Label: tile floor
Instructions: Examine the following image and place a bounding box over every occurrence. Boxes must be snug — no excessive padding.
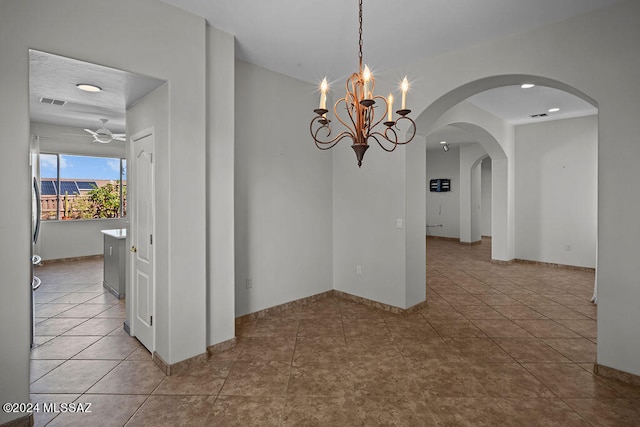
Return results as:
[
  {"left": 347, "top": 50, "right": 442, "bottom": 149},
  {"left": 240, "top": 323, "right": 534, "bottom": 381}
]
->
[{"left": 29, "top": 239, "right": 640, "bottom": 426}]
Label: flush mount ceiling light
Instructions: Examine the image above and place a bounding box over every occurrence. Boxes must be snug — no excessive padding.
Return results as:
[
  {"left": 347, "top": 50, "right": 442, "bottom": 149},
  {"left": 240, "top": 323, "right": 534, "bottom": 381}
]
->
[
  {"left": 520, "top": 83, "right": 535, "bottom": 89},
  {"left": 548, "top": 107, "right": 560, "bottom": 112},
  {"left": 440, "top": 141, "right": 447, "bottom": 145},
  {"left": 310, "top": 0, "right": 416, "bottom": 167},
  {"left": 76, "top": 83, "right": 102, "bottom": 92}
]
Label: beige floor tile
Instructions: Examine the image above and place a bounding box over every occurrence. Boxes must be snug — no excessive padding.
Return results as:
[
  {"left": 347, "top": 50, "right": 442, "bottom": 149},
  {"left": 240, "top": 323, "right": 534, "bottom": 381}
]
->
[
  {"left": 207, "top": 396, "right": 285, "bottom": 426},
  {"left": 471, "top": 319, "right": 534, "bottom": 338},
  {"left": 153, "top": 361, "right": 232, "bottom": 395},
  {"left": 47, "top": 394, "right": 147, "bottom": 427},
  {"left": 356, "top": 396, "right": 437, "bottom": 426},
  {"left": 427, "top": 397, "right": 509, "bottom": 426},
  {"left": 30, "top": 359, "right": 65, "bottom": 384},
  {"left": 88, "top": 360, "right": 165, "bottom": 394},
  {"left": 522, "top": 363, "right": 621, "bottom": 398},
  {"left": 126, "top": 395, "right": 216, "bottom": 426},
  {"left": 30, "top": 335, "right": 101, "bottom": 359},
  {"left": 494, "top": 338, "right": 572, "bottom": 363},
  {"left": 55, "top": 303, "right": 114, "bottom": 318},
  {"left": 542, "top": 338, "right": 597, "bottom": 363},
  {"left": 30, "top": 360, "right": 119, "bottom": 393},
  {"left": 73, "top": 336, "right": 142, "bottom": 360},
  {"left": 220, "top": 361, "right": 291, "bottom": 396},
  {"left": 29, "top": 393, "right": 80, "bottom": 427},
  {"left": 35, "top": 317, "right": 87, "bottom": 336},
  {"left": 514, "top": 319, "right": 582, "bottom": 338},
  {"left": 28, "top": 240, "right": 640, "bottom": 426},
  {"left": 282, "top": 396, "right": 358, "bottom": 426},
  {"left": 470, "top": 362, "right": 555, "bottom": 398},
  {"left": 563, "top": 398, "right": 640, "bottom": 426},
  {"left": 497, "top": 398, "right": 589, "bottom": 426},
  {"left": 287, "top": 362, "right": 354, "bottom": 397},
  {"left": 63, "top": 317, "right": 124, "bottom": 336}
]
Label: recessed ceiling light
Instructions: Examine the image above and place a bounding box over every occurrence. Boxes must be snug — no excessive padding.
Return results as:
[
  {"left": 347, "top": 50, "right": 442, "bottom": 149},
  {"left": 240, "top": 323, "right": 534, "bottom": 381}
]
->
[
  {"left": 439, "top": 141, "right": 447, "bottom": 145},
  {"left": 520, "top": 83, "right": 535, "bottom": 89},
  {"left": 76, "top": 83, "right": 102, "bottom": 92},
  {"left": 548, "top": 107, "right": 560, "bottom": 112}
]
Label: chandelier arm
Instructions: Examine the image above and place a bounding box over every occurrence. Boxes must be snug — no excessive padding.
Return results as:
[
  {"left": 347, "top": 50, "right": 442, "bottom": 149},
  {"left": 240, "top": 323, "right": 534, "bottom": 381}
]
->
[
  {"left": 367, "top": 95, "right": 389, "bottom": 130},
  {"left": 310, "top": 116, "right": 355, "bottom": 149},
  {"left": 391, "top": 116, "right": 417, "bottom": 145},
  {"left": 313, "top": 131, "right": 354, "bottom": 150},
  {"left": 368, "top": 133, "right": 398, "bottom": 153},
  {"left": 334, "top": 96, "right": 358, "bottom": 137}
]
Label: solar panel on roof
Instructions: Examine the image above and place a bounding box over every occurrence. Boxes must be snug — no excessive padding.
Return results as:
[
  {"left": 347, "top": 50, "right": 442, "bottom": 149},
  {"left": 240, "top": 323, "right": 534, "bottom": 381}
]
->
[
  {"left": 40, "top": 180, "right": 57, "bottom": 196},
  {"left": 76, "top": 181, "right": 97, "bottom": 190},
  {"left": 59, "top": 181, "right": 79, "bottom": 195}
]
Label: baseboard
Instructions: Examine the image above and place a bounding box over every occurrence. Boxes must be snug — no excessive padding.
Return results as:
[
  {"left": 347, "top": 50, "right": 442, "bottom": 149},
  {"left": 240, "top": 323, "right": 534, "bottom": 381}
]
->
[
  {"left": 333, "top": 290, "right": 428, "bottom": 316},
  {"left": 459, "top": 240, "right": 482, "bottom": 246},
  {"left": 491, "top": 259, "right": 515, "bottom": 265},
  {"left": 0, "top": 413, "right": 33, "bottom": 427},
  {"left": 152, "top": 351, "right": 208, "bottom": 376},
  {"left": 40, "top": 254, "right": 103, "bottom": 264},
  {"left": 594, "top": 363, "right": 640, "bottom": 387},
  {"left": 235, "top": 290, "right": 334, "bottom": 325},
  {"left": 426, "top": 235, "right": 459, "bottom": 242},
  {"left": 514, "top": 258, "right": 595, "bottom": 272},
  {"left": 207, "top": 337, "right": 237, "bottom": 356}
]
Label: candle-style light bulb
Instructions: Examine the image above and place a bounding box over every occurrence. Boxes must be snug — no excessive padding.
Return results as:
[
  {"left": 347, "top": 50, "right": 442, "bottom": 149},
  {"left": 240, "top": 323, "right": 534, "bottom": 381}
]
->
[
  {"left": 401, "top": 77, "right": 409, "bottom": 110},
  {"left": 363, "top": 65, "right": 372, "bottom": 99},
  {"left": 319, "top": 77, "right": 328, "bottom": 110},
  {"left": 387, "top": 93, "right": 394, "bottom": 122}
]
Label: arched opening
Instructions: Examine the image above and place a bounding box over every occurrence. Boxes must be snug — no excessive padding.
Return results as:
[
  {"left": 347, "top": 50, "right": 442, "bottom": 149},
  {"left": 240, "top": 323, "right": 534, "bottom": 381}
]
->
[{"left": 406, "top": 74, "right": 598, "bottom": 305}]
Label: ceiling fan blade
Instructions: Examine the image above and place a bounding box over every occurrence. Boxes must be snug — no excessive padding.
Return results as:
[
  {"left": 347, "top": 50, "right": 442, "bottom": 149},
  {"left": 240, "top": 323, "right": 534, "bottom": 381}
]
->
[
  {"left": 113, "top": 136, "right": 126, "bottom": 141},
  {"left": 84, "top": 129, "right": 98, "bottom": 136}
]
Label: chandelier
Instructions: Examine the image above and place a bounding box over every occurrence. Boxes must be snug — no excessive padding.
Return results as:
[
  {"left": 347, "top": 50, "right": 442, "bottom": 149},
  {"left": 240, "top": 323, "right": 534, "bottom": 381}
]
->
[{"left": 310, "top": 0, "right": 416, "bottom": 167}]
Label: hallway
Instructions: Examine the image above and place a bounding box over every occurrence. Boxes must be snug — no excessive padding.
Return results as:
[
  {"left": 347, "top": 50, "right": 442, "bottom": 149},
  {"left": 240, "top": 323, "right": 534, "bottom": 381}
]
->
[{"left": 28, "top": 239, "right": 640, "bottom": 426}]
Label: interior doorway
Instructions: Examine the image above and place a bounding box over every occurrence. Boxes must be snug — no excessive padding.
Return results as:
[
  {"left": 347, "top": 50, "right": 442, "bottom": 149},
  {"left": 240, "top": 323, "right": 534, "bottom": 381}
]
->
[{"left": 28, "top": 50, "right": 164, "bottom": 363}]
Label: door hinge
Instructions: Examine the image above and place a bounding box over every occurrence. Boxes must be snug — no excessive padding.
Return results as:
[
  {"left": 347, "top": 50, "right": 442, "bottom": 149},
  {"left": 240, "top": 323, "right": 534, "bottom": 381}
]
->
[
  {"left": 150, "top": 315, "right": 153, "bottom": 326},
  {"left": 150, "top": 234, "right": 153, "bottom": 245}
]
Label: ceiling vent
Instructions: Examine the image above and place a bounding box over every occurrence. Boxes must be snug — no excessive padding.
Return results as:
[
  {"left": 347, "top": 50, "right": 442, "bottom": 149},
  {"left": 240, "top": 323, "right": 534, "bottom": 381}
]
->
[
  {"left": 39, "top": 97, "right": 67, "bottom": 106},
  {"left": 530, "top": 113, "right": 548, "bottom": 118}
]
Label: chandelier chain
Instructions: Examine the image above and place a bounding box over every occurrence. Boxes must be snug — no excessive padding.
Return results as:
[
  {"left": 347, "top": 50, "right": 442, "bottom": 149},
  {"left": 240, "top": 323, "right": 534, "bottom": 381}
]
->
[{"left": 358, "top": 0, "right": 363, "bottom": 71}]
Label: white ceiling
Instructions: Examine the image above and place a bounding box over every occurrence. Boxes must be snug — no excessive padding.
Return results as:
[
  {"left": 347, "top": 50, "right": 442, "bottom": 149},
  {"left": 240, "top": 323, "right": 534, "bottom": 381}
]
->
[
  {"left": 161, "top": 0, "right": 621, "bottom": 83},
  {"left": 30, "top": 0, "right": 612, "bottom": 140},
  {"left": 29, "top": 50, "right": 164, "bottom": 134}
]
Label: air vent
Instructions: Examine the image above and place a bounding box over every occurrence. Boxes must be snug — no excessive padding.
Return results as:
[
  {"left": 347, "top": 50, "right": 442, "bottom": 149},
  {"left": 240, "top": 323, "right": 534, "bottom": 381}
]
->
[
  {"left": 39, "top": 97, "right": 67, "bottom": 106},
  {"left": 530, "top": 113, "right": 548, "bottom": 118}
]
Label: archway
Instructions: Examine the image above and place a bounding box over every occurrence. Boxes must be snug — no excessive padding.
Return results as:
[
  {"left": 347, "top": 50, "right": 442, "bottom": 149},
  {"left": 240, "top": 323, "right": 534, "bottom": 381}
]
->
[{"left": 405, "top": 74, "right": 598, "bottom": 305}]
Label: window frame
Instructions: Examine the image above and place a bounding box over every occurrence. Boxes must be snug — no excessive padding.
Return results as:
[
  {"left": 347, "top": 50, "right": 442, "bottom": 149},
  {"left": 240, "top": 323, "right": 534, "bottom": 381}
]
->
[{"left": 39, "top": 152, "right": 127, "bottom": 221}]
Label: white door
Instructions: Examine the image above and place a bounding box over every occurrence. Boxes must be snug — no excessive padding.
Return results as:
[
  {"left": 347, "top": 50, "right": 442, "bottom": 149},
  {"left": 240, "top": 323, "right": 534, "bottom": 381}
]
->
[{"left": 131, "top": 129, "right": 155, "bottom": 352}]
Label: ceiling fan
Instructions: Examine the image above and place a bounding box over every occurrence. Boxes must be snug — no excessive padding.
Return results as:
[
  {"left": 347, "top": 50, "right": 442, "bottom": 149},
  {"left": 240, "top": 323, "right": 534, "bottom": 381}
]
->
[{"left": 84, "top": 118, "right": 125, "bottom": 143}]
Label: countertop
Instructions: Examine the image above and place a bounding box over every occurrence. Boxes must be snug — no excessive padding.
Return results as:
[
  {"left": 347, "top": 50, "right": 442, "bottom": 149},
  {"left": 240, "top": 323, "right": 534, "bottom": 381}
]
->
[{"left": 101, "top": 228, "right": 127, "bottom": 239}]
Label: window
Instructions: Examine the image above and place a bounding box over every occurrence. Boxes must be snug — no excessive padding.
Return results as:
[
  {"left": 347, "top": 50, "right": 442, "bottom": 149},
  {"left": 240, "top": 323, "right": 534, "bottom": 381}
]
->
[{"left": 40, "top": 154, "right": 126, "bottom": 220}]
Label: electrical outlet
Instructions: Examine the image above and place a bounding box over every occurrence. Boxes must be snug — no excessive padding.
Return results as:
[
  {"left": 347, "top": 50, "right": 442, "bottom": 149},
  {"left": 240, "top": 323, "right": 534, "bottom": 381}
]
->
[
  {"left": 246, "top": 278, "right": 253, "bottom": 289},
  {"left": 356, "top": 265, "right": 362, "bottom": 275},
  {"left": 396, "top": 218, "right": 403, "bottom": 229}
]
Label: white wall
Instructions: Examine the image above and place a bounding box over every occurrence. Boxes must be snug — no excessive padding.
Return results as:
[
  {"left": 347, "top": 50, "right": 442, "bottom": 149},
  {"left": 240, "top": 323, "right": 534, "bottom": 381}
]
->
[
  {"left": 234, "top": 60, "right": 333, "bottom": 316},
  {"left": 206, "top": 25, "right": 236, "bottom": 346},
  {"left": 0, "top": 1, "right": 214, "bottom": 421},
  {"left": 481, "top": 158, "right": 492, "bottom": 237},
  {"left": 515, "top": 115, "right": 597, "bottom": 268},
  {"left": 459, "top": 143, "right": 488, "bottom": 244},
  {"left": 31, "top": 122, "right": 127, "bottom": 260},
  {"left": 426, "top": 145, "right": 460, "bottom": 238}
]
